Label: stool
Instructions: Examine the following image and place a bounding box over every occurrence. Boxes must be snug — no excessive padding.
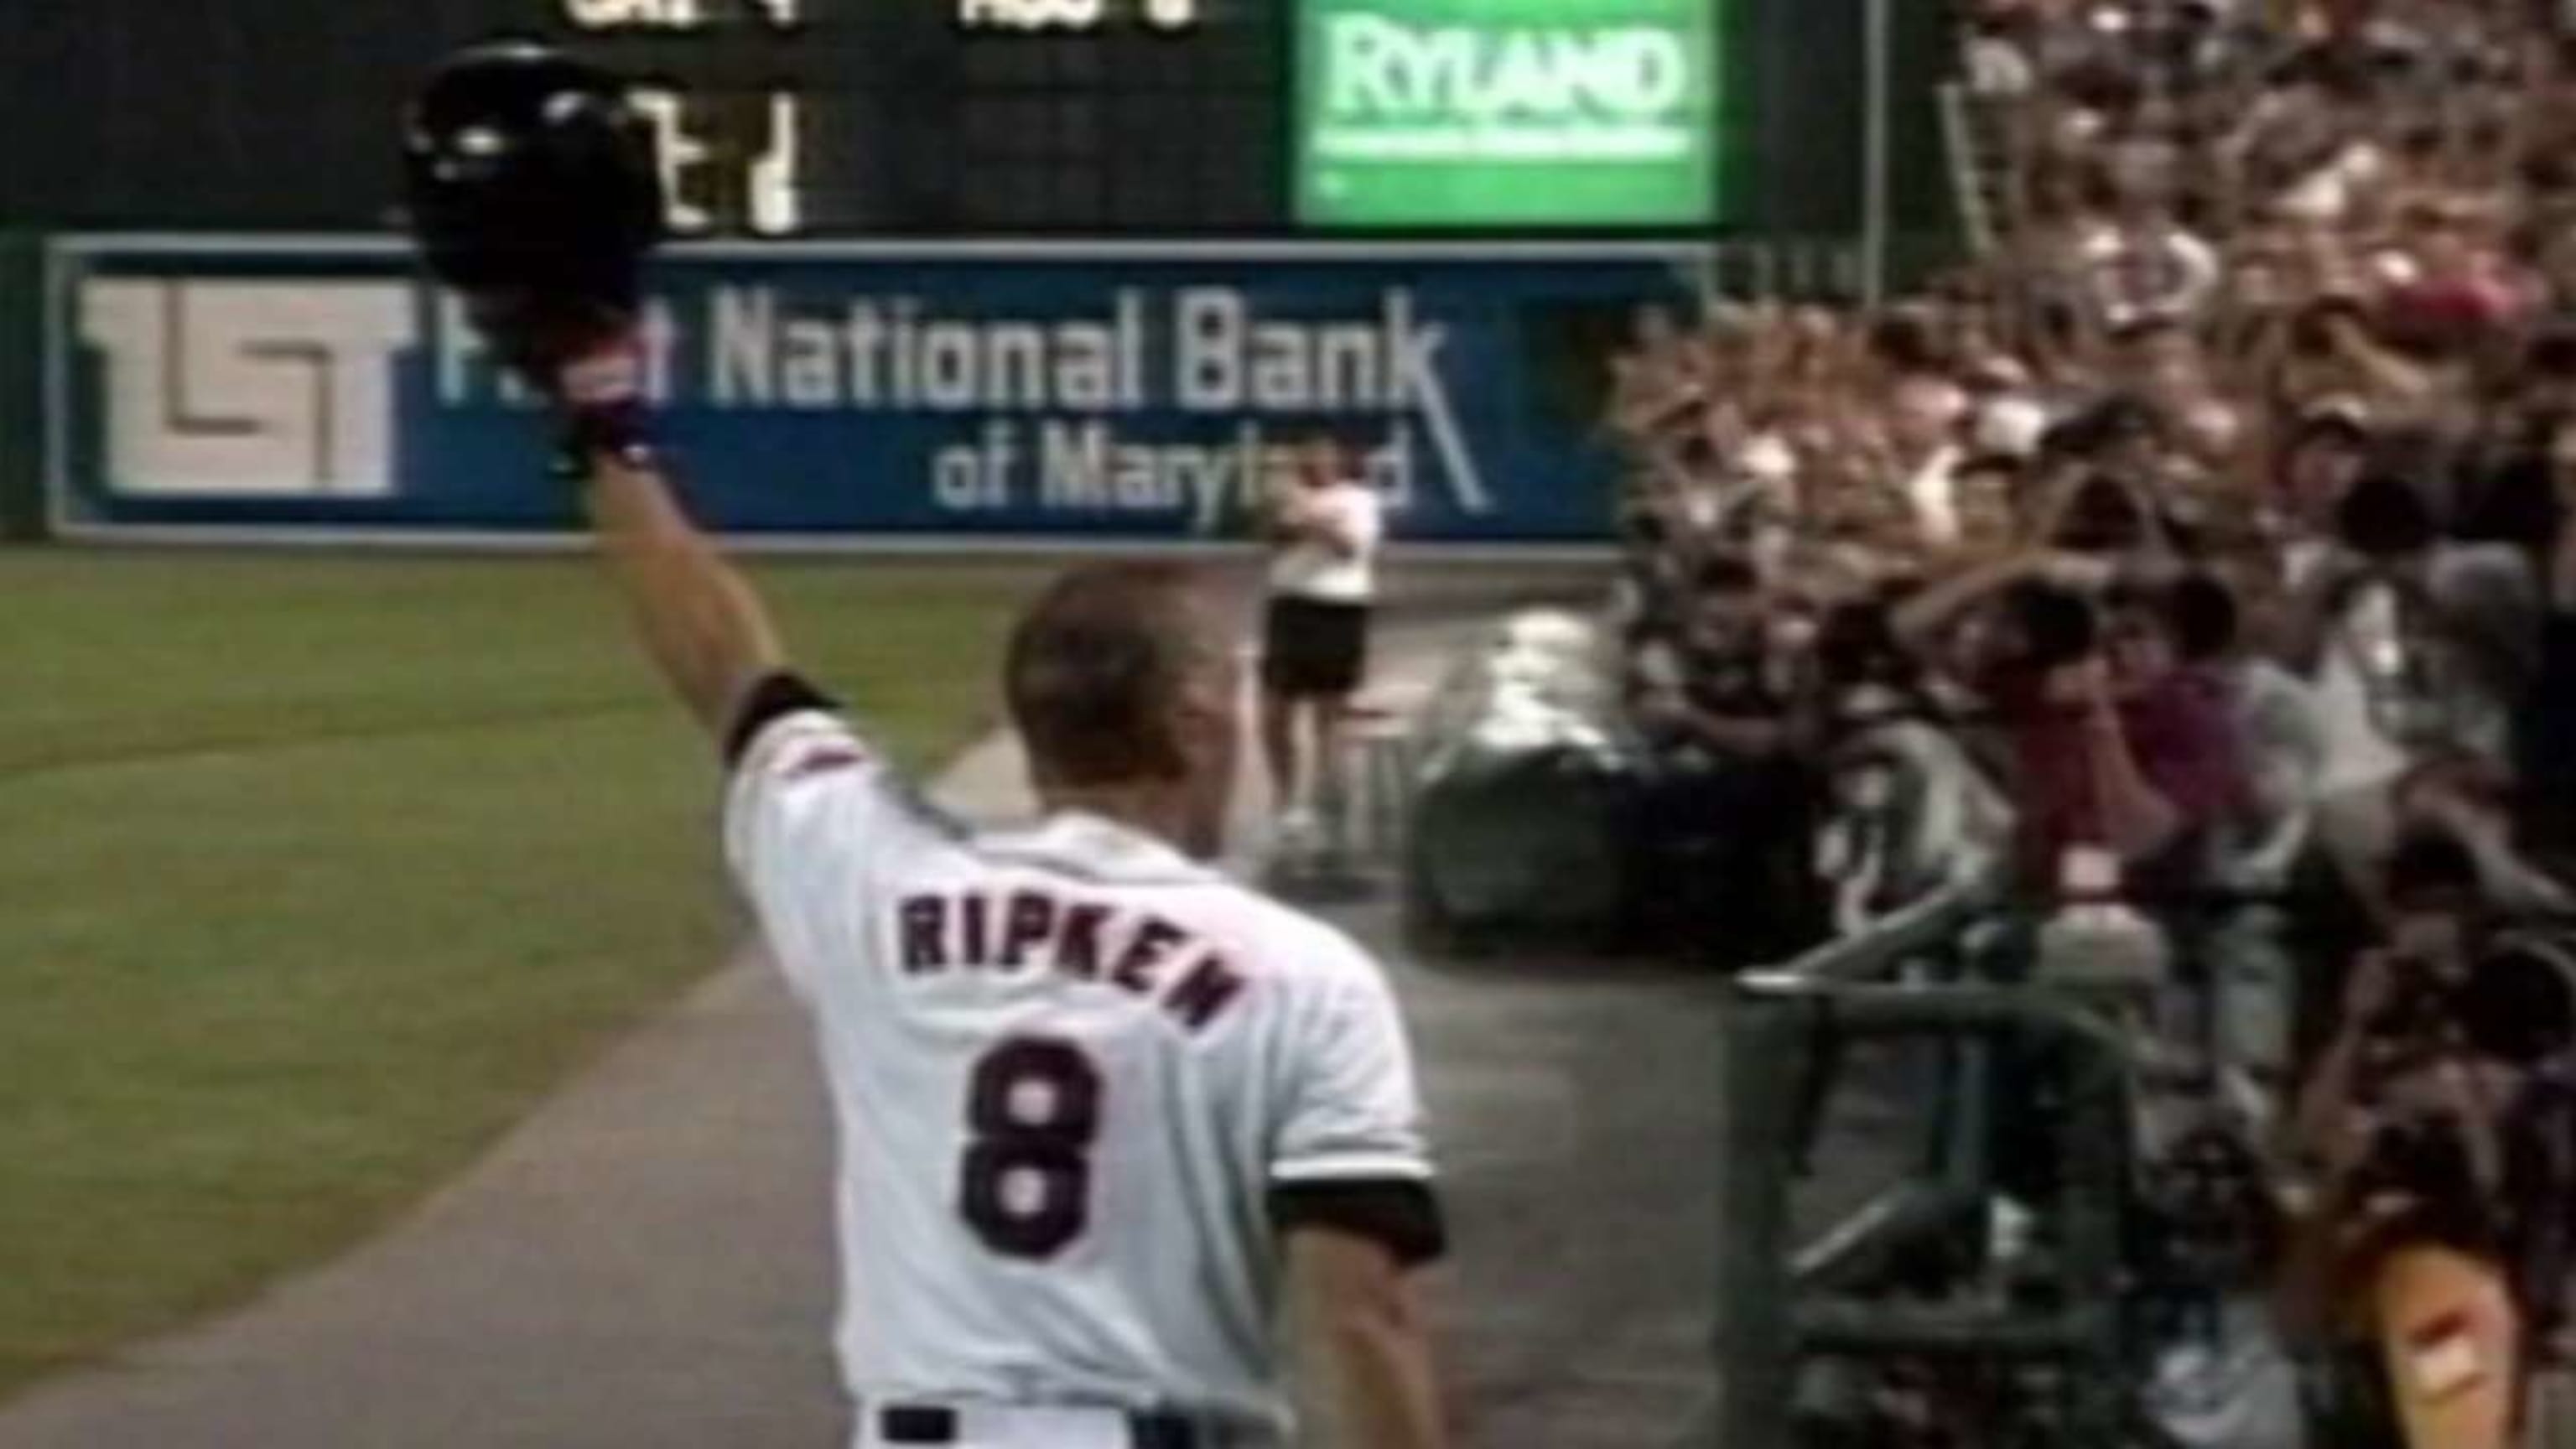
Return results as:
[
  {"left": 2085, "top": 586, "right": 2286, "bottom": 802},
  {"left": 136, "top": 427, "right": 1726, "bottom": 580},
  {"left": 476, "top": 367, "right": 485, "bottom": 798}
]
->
[{"left": 1328, "top": 702, "right": 1416, "bottom": 866}]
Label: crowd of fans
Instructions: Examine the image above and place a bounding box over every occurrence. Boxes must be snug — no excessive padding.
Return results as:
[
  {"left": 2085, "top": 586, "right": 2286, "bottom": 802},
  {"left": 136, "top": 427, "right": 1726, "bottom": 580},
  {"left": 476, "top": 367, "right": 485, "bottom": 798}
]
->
[
  {"left": 1610, "top": 0, "right": 2576, "bottom": 943},
  {"left": 1606, "top": 0, "right": 2576, "bottom": 1439}
]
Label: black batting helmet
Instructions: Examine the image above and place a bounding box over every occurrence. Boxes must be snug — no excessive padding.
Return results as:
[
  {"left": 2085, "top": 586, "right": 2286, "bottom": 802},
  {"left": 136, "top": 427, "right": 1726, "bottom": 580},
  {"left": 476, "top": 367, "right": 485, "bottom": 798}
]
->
[{"left": 401, "top": 41, "right": 665, "bottom": 308}]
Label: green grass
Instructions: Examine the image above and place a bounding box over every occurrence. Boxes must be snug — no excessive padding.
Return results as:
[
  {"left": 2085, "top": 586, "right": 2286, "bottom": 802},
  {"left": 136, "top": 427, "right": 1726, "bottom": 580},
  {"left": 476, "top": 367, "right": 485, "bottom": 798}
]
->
[{"left": 0, "top": 549, "right": 1026, "bottom": 1398}]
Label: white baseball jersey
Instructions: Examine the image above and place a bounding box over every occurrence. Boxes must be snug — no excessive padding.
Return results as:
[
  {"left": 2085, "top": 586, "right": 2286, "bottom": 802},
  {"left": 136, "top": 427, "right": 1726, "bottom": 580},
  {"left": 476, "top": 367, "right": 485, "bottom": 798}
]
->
[{"left": 724, "top": 688, "right": 1439, "bottom": 1436}]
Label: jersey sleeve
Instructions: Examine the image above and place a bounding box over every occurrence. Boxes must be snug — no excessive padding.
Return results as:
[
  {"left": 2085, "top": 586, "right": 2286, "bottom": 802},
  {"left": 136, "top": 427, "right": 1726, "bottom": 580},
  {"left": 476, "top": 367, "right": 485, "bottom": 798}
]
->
[
  {"left": 721, "top": 673, "right": 947, "bottom": 1001},
  {"left": 1270, "top": 953, "right": 1435, "bottom": 1187},
  {"left": 1267, "top": 948, "right": 1443, "bottom": 1264}
]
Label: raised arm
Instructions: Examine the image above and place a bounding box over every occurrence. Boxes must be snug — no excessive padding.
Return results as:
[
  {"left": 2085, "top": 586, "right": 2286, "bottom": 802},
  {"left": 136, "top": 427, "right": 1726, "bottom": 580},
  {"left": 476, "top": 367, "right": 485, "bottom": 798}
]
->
[
  {"left": 404, "top": 45, "right": 785, "bottom": 745},
  {"left": 1276, "top": 485, "right": 1376, "bottom": 561},
  {"left": 579, "top": 453, "right": 787, "bottom": 740},
  {"left": 1890, "top": 549, "right": 2044, "bottom": 657}
]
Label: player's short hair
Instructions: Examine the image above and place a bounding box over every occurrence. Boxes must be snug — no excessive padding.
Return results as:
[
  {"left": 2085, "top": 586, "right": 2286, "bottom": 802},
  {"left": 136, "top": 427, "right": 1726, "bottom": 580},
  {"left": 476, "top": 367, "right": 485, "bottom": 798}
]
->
[{"left": 1005, "top": 561, "right": 1227, "bottom": 787}]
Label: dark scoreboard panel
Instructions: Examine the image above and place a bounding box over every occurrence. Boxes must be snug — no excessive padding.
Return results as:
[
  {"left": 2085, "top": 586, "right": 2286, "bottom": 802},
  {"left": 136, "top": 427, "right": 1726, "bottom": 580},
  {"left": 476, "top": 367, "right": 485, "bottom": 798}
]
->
[
  {"left": 0, "top": 0, "right": 1286, "bottom": 236},
  {"left": 0, "top": 1, "right": 1944, "bottom": 246}
]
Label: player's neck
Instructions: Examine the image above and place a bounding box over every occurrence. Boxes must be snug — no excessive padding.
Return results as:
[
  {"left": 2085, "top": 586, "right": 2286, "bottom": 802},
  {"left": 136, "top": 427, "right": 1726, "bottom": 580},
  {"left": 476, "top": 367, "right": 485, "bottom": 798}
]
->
[{"left": 1036, "top": 781, "right": 1205, "bottom": 859}]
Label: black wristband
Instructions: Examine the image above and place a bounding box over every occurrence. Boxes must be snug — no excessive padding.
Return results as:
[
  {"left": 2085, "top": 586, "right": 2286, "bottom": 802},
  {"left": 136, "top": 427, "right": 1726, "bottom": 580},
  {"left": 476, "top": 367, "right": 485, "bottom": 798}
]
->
[
  {"left": 549, "top": 402, "right": 657, "bottom": 482},
  {"left": 724, "top": 673, "right": 843, "bottom": 768}
]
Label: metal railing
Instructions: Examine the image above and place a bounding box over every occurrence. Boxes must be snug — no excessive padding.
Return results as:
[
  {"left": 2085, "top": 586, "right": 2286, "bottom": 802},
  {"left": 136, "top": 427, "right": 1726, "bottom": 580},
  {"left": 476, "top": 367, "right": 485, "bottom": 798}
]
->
[
  {"left": 1939, "top": 81, "right": 2002, "bottom": 257},
  {"left": 1714, "top": 908, "right": 2138, "bottom": 1447}
]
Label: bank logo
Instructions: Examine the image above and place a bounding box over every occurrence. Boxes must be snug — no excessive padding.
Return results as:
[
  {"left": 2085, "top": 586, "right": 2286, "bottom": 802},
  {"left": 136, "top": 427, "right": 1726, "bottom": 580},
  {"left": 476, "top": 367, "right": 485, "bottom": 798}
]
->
[{"left": 80, "top": 280, "right": 417, "bottom": 498}]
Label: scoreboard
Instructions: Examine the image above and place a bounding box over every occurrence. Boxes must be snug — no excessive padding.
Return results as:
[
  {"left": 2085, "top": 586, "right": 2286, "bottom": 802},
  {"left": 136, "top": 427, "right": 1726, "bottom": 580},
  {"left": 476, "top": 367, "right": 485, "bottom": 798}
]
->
[
  {"left": 0, "top": 0, "right": 1284, "bottom": 236},
  {"left": 537, "top": 0, "right": 1267, "bottom": 236},
  {"left": 0, "top": 0, "right": 1939, "bottom": 246}
]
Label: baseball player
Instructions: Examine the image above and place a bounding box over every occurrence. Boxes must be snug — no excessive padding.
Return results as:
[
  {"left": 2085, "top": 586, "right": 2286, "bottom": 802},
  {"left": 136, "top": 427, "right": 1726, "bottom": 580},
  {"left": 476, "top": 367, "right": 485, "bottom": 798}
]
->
[{"left": 404, "top": 44, "right": 1449, "bottom": 1449}]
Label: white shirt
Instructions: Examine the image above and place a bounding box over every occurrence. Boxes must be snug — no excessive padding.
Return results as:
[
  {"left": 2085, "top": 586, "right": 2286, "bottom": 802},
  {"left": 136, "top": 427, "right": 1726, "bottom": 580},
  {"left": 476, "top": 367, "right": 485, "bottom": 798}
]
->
[
  {"left": 725, "top": 708, "right": 1435, "bottom": 1435},
  {"left": 2079, "top": 222, "right": 2221, "bottom": 325},
  {"left": 2277, "top": 143, "right": 2389, "bottom": 226},
  {"left": 1900, "top": 444, "right": 1966, "bottom": 548},
  {"left": 2311, "top": 584, "right": 2422, "bottom": 797},
  {"left": 1268, "top": 481, "right": 1383, "bottom": 605},
  {"left": 1974, "top": 395, "right": 2051, "bottom": 458},
  {"left": 2306, "top": 549, "right": 2538, "bottom": 795},
  {"left": 1965, "top": 34, "right": 2036, "bottom": 98}
]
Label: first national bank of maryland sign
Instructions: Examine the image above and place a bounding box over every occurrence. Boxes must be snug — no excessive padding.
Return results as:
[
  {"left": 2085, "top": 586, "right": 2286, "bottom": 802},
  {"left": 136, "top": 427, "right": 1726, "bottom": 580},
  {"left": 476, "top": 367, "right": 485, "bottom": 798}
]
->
[
  {"left": 47, "top": 241, "right": 1699, "bottom": 547},
  {"left": 1297, "top": 0, "right": 1726, "bottom": 230}
]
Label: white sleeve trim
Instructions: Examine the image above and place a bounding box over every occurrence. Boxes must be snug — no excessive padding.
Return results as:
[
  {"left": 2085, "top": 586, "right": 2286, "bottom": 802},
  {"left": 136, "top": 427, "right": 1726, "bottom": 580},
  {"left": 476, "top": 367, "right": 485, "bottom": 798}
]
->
[{"left": 1270, "top": 1152, "right": 1436, "bottom": 1185}]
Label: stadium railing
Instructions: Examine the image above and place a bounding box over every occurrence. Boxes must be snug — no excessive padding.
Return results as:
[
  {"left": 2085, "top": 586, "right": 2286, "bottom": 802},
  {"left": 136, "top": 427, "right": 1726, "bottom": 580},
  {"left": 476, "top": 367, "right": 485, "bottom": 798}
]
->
[{"left": 1712, "top": 904, "right": 2135, "bottom": 1447}]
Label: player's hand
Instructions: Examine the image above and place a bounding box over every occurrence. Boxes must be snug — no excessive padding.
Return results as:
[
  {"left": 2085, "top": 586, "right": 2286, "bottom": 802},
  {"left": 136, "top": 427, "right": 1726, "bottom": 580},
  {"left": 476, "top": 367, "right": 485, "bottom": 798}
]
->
[
  {"left": 463, "top": 293, "right": 654, "bottom": 470},
  {"left": 460, "top": 288, "right": 638, "bottom": 402}
]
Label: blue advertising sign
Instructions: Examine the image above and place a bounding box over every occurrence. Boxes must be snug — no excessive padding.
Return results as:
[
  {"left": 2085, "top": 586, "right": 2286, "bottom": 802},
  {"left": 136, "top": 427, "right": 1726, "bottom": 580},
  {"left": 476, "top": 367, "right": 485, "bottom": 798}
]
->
[{"left": 46, "top": 239, "right": 1700, "bottom": 548}]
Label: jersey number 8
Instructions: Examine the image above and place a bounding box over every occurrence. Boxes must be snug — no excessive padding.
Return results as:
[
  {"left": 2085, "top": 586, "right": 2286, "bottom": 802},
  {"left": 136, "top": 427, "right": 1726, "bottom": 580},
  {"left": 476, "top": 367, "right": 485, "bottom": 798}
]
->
[{"left": 959, "top": 1036, "right": 1103, "bottom": 1259}]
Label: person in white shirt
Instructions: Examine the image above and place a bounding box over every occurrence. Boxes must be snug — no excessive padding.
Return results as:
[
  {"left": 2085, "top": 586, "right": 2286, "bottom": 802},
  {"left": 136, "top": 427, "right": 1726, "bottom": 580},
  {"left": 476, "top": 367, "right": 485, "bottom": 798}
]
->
[
  {"left": 1258, "top": 437, "right": 1386, "bottom": 856},
  {"left": 1888, "top": 376, "right": 1970, "bottom": 548},
  {"left": 2075, "top": 179, "right": 2221, "bottom": 331}
]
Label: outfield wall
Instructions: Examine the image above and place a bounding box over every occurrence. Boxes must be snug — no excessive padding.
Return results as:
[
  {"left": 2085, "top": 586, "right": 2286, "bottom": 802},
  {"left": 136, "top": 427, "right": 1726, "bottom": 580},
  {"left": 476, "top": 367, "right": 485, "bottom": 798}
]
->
[
  {"left": 42, "top": 239, "right": 1741, "bottom": 552},
  {"left": 0, "top": 232, "right": 41, "bottom": 542}
]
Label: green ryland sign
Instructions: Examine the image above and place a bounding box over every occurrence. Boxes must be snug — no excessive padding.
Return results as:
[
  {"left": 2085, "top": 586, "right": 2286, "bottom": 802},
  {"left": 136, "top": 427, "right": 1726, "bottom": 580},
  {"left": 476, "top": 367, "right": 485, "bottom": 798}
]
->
[{"left": 1298, "top": 0, "right": 1724, "bottom": 229}]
